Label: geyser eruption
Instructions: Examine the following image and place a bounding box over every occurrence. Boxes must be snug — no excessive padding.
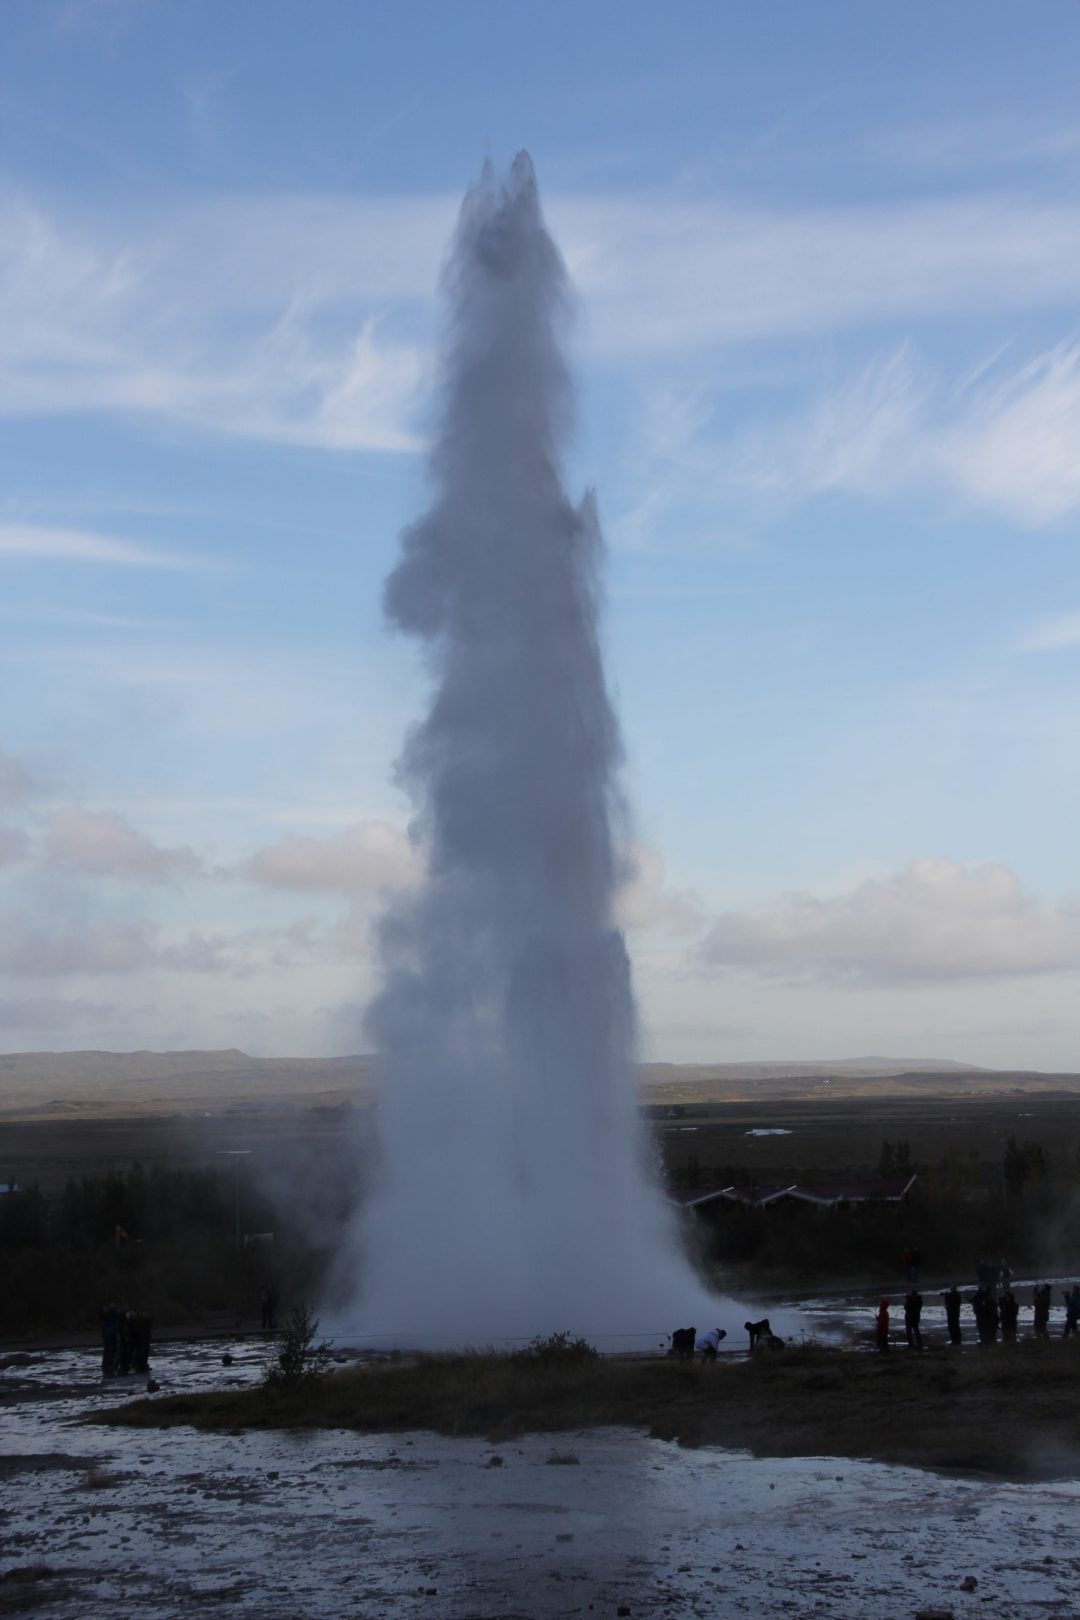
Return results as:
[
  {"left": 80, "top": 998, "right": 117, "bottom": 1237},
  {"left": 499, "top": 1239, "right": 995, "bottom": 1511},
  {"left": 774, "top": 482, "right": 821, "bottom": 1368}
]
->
[{"left": 353, "top": 154, "right": 723, "bottom": 1342}]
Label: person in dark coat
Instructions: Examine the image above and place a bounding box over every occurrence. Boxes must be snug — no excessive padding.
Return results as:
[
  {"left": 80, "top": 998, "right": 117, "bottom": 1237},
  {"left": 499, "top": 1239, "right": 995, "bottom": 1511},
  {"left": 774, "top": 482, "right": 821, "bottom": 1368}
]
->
[
  {"left": 99, "top": 1303, "right": 119, "bottom": 1377},
  {"left": 904, "top": 1288, "right": 924, "bottom": 1350},
  {"left": 116, "top": 1310, "right": 134, "bottom": 1375},
  {"left": 971, "top": 1286, "right": 990, "bottom": 1344},
  {"left": 999, "top": 1290, "right": 1019, "bottom": 1341},
  {"left": 1033, "top": 1282, "right": 1052, "bottom": 1338},
  {"left": 669, "top": 1326, "right": 696, "bottom": 1361},
  {"left": 1064, "top": 1285, "right": 1080, "bottom": 1338},
  {"left": 941, "top": 1284, "right": 962, "bottom": 1345},
  {"left": 875, "top": 1299, "right": 890, "bottom": 1352},
  {"left": 131, "top": 1312, "right": 153, "bottom": 1374}
]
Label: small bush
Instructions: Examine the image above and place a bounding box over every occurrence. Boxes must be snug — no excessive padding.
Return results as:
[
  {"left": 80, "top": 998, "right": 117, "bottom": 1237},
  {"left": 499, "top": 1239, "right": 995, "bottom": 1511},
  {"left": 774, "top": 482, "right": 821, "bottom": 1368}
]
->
[
  {"left": 546, "top": 1450, "right": 580, "bottom": 1465},
  {"left": 263, "top": 1302, "right": 331, "bottom": 1389},
  {"left": 510, "top": 1332, "right": 599, "bottom": 1368}
]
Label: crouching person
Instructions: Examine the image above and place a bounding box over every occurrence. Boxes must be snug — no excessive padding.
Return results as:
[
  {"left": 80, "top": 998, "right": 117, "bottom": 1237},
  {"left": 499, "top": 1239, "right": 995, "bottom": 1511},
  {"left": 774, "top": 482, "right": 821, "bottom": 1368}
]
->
[
  {"left": 669, "top": 1326, "right": 696, "bottom": 1361},
  {"left": 695, "top": 1327, "right": 727, "bottom": 1363}
]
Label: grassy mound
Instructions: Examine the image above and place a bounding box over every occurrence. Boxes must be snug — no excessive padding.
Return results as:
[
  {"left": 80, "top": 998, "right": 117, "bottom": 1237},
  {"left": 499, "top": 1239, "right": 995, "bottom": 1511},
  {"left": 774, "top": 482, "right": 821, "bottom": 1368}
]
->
[{"left": 94, "top": 1340, "right": 1080, "bottom": 1481}]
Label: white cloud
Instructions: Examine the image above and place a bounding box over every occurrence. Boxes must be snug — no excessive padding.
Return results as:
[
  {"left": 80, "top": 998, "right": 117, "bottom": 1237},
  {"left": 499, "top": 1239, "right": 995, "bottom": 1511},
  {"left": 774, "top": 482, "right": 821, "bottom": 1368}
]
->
[
  {"left": 45, "top": 807, "right": 203, "bottom": 883},
  {"left": 0, "top": 826, "right": 31, "bottom": 869},
  {"left": 242, "top": 820, "right": 421, "bottom": 895},
  {"left": 700, "top": 858, "right": 1080, "bottom": 987},
  {"left": 0, "top": 748, "right": 35, "bottom": 808},
  {"left": 0, "top": 522, "right": 207, "bottom": 569},
  {"left": 0, "top": 995, "right": 123, "bottom": 1031},
  {"left": 0, "top": 916, "right": 156, "bottom": 976},
  {"left": 615, "top": 841, "right": 705, "bottom": 935},
  {"left": 1019, "top": 611, "right": 1080, "bottom": 653}
]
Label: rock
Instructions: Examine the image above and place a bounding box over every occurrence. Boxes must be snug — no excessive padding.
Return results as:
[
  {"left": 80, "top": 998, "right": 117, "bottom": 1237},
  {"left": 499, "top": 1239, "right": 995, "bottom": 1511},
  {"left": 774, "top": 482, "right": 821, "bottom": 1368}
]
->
[
  {"left": 145, "top": 1379, "right": 160, "bottom": 1393},
  {"left": 959, "top": 1576, "right": 978, "bottom": 1592},
  {"left": 915, "top": 1609, "right": 954, "bottom": 1619},
  {"left": 221, "top": 1354, "right": 233, "bottom": 1366},
  {"left": 485, "top": 1455, "right": 504, "bottom": 1468}
]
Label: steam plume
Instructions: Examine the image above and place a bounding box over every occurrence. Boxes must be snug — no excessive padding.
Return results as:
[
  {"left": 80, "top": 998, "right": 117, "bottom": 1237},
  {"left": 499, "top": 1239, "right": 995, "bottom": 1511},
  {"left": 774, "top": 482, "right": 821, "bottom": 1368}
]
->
[{"left": 352, "top": 154, "right": 722, "bottom": 1342}]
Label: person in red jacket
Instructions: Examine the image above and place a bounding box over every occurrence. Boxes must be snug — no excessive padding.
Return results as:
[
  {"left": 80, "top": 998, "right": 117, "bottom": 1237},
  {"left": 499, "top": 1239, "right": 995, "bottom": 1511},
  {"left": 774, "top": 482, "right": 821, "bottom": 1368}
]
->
[{"left": 875, "top": 1299, "right": 890, "bottom": 1352}]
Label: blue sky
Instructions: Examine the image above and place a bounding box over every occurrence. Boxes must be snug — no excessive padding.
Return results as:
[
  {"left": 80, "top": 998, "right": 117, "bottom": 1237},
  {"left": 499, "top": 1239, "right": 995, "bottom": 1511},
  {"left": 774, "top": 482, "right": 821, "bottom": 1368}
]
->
[{"left": 4, "top": 0, "right": 1080, "bottom": 1066}]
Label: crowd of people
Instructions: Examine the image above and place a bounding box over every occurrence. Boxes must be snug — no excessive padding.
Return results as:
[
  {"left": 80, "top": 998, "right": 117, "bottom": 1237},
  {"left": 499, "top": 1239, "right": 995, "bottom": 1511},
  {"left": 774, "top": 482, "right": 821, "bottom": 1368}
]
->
[
  {"left": 876, "top": 1267, "right": 1080, "bottom": 1350},
  {"left": 99, "top": 1304, "right": 153, "bottom": 1376}
]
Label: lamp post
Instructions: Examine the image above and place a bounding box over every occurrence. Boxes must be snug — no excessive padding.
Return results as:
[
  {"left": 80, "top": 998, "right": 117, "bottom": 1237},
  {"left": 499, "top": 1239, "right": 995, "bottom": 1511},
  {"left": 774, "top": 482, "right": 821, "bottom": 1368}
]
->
[{"left": 219, "top": 1150, "right": 252, "bottom": 1251}]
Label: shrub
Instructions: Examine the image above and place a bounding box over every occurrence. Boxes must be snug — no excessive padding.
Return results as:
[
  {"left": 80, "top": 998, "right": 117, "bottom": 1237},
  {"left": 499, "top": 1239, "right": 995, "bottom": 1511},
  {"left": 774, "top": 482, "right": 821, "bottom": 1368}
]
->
[
  {"left": 263, "top": 1302, "right": 331, "bottom": 1389},
  {"left": 510, "top": 1331, "right": 599, "bottom": 1368}
]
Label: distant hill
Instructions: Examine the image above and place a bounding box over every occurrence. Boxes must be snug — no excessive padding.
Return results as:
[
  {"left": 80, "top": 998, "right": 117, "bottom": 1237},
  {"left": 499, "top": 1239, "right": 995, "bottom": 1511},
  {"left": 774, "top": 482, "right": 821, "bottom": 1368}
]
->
[
  {"left": 638, "top": 1058, "right": 1080, "bottom": 1102},
  {"left": 1, "top": 1048, "right": 1077, "bottom": 1121},
  {"left": 0, "top": 1049, "right": 377, "bottom": 1121}
]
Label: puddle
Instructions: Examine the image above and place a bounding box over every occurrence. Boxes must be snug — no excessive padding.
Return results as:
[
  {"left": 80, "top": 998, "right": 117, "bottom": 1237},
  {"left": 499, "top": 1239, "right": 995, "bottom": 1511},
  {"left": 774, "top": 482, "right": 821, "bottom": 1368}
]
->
[{"left": 2, "top": 1339, "right": 1079, "bottom": 1616}]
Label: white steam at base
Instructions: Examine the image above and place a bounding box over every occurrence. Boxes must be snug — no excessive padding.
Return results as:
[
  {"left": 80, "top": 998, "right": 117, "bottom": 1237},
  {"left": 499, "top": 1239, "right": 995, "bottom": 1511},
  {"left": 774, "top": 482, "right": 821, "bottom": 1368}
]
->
[{"left": 346, "top": 154, "right": 732, "bottom": 1344}]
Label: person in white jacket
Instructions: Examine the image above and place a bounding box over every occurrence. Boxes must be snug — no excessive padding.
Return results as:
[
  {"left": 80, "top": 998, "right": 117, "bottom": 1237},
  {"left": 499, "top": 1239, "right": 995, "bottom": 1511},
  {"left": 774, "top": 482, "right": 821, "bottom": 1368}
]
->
[{"left": 695, "top": 1327, "right": 727, "bottom": 1363}]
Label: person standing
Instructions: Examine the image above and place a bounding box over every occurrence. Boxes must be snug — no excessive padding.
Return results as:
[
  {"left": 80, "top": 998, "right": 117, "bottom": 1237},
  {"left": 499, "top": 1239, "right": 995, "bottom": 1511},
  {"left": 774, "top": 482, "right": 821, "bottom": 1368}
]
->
[
  {"left": 99, "top": 1303, "right": 119, "bottom": 1377},
  {"left": 941, "top": 1284, "right": 962, "bottom": 1346},
  {"left": 1064, "top": 1285, "right": 1080, "bottom": 1338},
  {"left": 1033, "top": 1281, "right": 1052, "bottom": 1338},
  {"left": 875, "top": 1299, "right": 890, "bottom": 1352},
  {"left": 971, "top": 1286, "right": 993, "bottom": 1344},
  {"left": 904, "top": 1287, "right": 924, "bottom": 1350},
  {"left": 999, "top": 1289, "right": 1019, "bottom": 1342}
]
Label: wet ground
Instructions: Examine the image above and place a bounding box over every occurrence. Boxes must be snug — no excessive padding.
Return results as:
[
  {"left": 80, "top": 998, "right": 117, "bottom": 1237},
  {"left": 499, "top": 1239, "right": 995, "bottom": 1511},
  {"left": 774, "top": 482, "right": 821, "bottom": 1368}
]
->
[{"left": 3, "top": 1333, "right": 1080, "bottom": 1617}]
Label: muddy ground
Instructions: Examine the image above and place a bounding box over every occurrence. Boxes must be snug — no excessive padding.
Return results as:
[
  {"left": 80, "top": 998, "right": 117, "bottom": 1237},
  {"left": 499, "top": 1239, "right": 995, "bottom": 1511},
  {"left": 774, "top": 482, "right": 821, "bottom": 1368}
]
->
[{"left": 3, "top": 1336, "right": 1080, "bottom": 1618}]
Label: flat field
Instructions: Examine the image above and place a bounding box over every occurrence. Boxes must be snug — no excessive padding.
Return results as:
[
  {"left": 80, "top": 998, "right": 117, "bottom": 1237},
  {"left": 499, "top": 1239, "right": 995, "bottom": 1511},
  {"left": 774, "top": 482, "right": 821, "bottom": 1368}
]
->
[{"left": 6, "top": 1063, "right": 1080, "bottom": 1193}]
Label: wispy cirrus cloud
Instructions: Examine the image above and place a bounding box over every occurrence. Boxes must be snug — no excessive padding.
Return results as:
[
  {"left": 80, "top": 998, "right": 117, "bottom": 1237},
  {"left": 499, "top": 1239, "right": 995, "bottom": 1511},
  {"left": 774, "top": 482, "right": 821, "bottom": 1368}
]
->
[
  {"left": 0, "top": 523, "right": 208, "bottom": 569},
  {"left": 0, "top": 188, "right": 437, "bottom": 452},
  {"left": 637, "top": 340, "right": 1080, "bottom": 535},
  {"left": 701, "top": 858, "right": 1080, "bottom": 987},
  {"left": 1018, "top": 611, "right": 1080, "bottom": 653},
  {"left": 7, "top": 182, "right": 1080, "bottom": 455}
]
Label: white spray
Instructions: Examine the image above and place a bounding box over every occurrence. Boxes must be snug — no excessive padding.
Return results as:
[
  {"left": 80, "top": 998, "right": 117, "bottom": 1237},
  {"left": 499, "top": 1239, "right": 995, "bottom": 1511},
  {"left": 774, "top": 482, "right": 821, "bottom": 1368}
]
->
[{"left": 350, "top": 154, "right": 732, "bottom": 1346}]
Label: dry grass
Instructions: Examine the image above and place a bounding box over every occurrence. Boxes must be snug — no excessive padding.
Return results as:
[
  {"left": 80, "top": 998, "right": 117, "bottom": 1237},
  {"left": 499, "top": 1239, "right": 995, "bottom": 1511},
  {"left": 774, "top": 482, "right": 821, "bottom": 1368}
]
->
[{"left": 95, "top": 1340, "right": 1080, "bottom": 1480}]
